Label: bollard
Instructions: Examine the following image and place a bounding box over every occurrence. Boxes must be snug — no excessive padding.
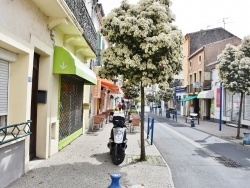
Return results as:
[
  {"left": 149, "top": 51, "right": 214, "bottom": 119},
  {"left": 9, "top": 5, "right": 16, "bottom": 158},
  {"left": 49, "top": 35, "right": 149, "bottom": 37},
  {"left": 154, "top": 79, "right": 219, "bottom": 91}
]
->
[
  {"left": 109, "top": 173, "right": 122, "bottom": 188},
  {"left": 166, "top": 109, "right": 170, "bottom": 118},
  {"left": 243, "top": 132, "right": 250, "bottom": 145},
  {"left": 191, "top": 118, "right": 195, "bottom": 127}
]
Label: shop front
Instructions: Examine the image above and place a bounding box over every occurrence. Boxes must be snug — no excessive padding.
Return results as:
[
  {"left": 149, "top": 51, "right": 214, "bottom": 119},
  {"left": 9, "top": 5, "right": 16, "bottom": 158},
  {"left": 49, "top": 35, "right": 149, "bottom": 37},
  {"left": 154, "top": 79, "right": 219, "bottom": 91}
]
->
[
  {"left": 197, "top": 90, "right": 214, "bottom": 120},
  {"left": 53, "top": 46, "right": 97, "bottom": 150}
]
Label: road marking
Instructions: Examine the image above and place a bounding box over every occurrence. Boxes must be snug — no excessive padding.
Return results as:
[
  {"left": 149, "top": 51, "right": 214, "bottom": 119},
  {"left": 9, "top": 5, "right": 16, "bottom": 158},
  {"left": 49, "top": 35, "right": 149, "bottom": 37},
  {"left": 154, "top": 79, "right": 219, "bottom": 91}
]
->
[{"left": 155, "top": 122, "right": 219, "bottom": 157}]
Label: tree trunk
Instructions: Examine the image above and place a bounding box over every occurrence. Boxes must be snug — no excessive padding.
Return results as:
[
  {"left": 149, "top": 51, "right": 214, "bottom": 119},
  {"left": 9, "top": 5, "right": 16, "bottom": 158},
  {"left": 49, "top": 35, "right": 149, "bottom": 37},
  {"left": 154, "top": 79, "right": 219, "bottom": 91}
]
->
[
  {"left": 237, "top": 92, "right": 243, "bottom": 139},
  {"left": 140, "top": 83, "right": 146, "bottom": 160}
]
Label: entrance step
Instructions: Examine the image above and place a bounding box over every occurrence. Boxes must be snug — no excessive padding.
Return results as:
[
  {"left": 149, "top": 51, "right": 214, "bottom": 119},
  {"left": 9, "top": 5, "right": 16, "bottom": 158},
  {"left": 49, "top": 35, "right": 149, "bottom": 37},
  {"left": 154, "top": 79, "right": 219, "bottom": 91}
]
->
[{"left": 226, "top": 123, "right": 237, "bottom": 128}]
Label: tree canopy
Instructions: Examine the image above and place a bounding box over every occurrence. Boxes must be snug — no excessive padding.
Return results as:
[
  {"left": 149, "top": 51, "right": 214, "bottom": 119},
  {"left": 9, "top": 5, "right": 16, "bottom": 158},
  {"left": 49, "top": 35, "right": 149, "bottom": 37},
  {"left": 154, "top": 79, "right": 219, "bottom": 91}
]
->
[
  {"left": 98, "top": 0, "right": 183, "bottom": 160},
  {"left": 146, "top": 93, "right": 155, "bottom": 103},
  {"left": 218, "top": 41, "right": 250, "bottom": 94},
  {"left": 99, "top": 0, "right": 183, "bottom": 89},
  {"left": 218, "top": 35, "right": 250, "bottom": 138},
  {"left": 121, "top": 80, "right": 140, "bottom": 99},
  {"left": 158, "top": 88, "right": 173, "bottom": 102}
]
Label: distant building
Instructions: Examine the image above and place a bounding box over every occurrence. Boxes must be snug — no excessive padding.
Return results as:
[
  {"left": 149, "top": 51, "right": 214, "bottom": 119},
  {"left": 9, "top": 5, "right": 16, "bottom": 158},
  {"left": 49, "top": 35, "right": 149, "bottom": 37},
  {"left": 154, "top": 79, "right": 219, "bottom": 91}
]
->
[{"left": 178, "top": 27, "right": 240, "bottom": 117}]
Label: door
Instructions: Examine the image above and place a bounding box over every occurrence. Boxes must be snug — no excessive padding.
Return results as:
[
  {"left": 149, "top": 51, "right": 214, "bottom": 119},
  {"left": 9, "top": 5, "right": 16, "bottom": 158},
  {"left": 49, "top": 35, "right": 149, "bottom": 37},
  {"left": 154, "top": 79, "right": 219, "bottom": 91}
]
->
[
  {"left": 30, "top": 53, "right": 40, "bottom": 160},
  {"left": 205, "top": 99, "right": 211, "bottom": 120}
]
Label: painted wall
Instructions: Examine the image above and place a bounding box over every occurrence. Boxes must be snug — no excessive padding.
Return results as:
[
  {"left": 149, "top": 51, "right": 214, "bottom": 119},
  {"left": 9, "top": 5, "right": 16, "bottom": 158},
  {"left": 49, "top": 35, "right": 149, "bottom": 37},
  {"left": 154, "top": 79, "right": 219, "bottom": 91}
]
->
[
  {"left": 182, "top": 36, "right": 190, "bottom": 86},
  {"left": 0, "top": 0, "right": 56, "bottom": 165},
  {"left": 0, "top": 0, "right": 52, "bottom": 47},
  {"left": 0, "top": 140, "right": 25, "bottom": 188}
]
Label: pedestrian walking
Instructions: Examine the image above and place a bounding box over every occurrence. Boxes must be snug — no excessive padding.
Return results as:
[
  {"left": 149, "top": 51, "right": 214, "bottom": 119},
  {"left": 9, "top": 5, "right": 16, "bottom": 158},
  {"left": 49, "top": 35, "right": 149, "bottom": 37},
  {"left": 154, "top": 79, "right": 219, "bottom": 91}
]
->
[{"left": 118, "top": 103, "right": 122, "bottom": 112}]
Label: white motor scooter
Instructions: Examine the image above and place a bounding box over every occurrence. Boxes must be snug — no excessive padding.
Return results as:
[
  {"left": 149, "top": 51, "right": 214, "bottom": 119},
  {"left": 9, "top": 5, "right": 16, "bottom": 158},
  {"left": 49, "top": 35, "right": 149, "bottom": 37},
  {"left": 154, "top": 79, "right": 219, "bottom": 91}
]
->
[{"left": 108, "top": 116, "right": 127, "bottom": 165}]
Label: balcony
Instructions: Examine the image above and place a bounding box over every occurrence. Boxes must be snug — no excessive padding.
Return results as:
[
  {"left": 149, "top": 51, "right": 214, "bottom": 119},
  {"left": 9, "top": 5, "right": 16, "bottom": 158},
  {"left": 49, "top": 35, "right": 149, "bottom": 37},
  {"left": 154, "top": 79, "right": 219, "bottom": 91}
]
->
[
  {"left": 187, "top": 84, "right": 202, "bottom": 94},
  {"left": 64, "top": 0, "right": 97, "bottom": 55}
]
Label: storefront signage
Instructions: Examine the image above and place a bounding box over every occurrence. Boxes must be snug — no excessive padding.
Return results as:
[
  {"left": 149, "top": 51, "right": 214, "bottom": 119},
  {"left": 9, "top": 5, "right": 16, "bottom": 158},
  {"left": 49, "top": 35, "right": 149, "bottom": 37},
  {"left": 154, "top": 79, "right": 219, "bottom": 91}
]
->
[
  {"left": 216, "top": 88, "right": 220, "bottom": 107},
  {"left": 193, "top": 82, "right": 203, "bottom": 88},
  {"left": 204, "top": 72, "right": 211, "bottom": 81},
  {"left": 92, "top": 79, "right": 101, "bottom": 98}
]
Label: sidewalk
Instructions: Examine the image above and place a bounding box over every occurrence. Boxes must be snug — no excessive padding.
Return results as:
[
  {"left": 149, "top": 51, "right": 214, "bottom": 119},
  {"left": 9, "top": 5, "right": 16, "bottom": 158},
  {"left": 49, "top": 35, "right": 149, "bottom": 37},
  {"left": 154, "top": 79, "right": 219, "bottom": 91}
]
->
[
  {"left": 150, "top": 110, "right": 250, "bottom": 145},
  {"left": 7, "top": 111, "right": 174, "bottom": 188}
]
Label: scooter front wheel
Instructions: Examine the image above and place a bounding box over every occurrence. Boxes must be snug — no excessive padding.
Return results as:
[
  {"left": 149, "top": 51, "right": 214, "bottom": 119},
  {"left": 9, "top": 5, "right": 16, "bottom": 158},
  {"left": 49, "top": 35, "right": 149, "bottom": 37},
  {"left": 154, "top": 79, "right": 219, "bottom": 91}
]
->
[{"left": 111, "top": 148, "right": 125, "bottom": 165}]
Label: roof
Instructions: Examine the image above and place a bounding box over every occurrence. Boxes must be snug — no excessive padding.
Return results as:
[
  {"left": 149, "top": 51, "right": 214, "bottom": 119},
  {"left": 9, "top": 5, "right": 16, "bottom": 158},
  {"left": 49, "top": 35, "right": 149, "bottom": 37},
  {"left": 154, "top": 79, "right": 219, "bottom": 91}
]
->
[{"left": 186, "top": 27, "right": 238, "bottom": 55}]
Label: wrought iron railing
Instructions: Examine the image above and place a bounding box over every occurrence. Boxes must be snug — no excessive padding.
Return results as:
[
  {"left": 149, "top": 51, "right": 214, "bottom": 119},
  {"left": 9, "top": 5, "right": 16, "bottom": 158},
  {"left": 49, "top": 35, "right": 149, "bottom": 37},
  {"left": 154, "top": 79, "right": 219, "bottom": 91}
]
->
[
  {"left": 0, "top": 120, "right": 32, "bottom": 145},
  {"left": 64, "top": 0, "right": 97, "bottom": 55}
]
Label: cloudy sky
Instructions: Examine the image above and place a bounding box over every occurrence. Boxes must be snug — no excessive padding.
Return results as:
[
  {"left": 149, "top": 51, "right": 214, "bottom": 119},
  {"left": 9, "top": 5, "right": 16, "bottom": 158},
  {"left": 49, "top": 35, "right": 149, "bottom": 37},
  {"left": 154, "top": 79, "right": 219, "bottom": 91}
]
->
[{"left": 98, "top": 0, "right": 250, "bottom": 39}]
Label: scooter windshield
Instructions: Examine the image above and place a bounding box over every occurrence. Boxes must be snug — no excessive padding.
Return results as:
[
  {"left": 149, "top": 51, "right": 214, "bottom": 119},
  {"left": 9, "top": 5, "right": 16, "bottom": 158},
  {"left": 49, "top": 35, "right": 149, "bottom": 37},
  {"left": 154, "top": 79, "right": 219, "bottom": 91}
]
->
[{"left": 113, "top": 127, "right": 126, "bottom": 143}]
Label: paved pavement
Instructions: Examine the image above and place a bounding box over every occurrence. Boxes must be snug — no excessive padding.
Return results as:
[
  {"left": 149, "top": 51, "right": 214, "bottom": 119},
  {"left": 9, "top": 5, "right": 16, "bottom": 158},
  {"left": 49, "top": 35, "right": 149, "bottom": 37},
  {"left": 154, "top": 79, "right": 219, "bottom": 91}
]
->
[
  {"left": 6, "top": 110, "right": 250, "bottom": 188},
  {"left": 148, "top": 110, "right": 250, "bottom": 146},
  {"left": 7, "top": 111, "right": 174, "bottom": 188}
]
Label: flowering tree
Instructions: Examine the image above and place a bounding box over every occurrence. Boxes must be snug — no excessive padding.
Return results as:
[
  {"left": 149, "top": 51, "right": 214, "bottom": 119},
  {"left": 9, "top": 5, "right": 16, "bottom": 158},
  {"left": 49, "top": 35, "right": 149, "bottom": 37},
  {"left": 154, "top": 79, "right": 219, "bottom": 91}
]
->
[
  {"left": 218, "top": 36, "right": 250, "bottom": 139},
  {"left": 146, "top": 93, "right": 155, "bottom": 103},
  {"left": 99, "top": 0, "right": 183, "bottom": 160},
  {"left": 121, "top": 81, "right": 140, "bottom": 99},
  {"left": 158, "top": 88, "right": 173, "bottom": 106}
]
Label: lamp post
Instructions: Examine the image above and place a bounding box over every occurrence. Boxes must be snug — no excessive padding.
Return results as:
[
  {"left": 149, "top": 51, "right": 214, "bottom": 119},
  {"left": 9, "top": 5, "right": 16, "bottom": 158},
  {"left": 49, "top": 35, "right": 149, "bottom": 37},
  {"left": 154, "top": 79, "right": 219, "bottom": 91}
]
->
[{"left": 173, "top": 79, "right": 178, "bottom": 121}]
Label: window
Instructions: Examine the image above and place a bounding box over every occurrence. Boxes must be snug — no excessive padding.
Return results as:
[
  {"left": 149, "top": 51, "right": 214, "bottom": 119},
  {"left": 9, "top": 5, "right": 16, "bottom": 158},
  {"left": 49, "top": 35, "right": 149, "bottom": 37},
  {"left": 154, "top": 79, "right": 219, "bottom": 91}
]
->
[
  {"left": 199, "top": 71, "right": 202, "bottom": 82},
  {"left": 189, "top": 60, "right": 192, "bottom": 69},
  {"left": 189, "top": 75, "right": 192, "bottom": 84},
  {"left": 199, "top": 55, "right": 202, "bottom": 64},
  {"left": 194, "top": 73, "right": 197, "bottom": 82}
]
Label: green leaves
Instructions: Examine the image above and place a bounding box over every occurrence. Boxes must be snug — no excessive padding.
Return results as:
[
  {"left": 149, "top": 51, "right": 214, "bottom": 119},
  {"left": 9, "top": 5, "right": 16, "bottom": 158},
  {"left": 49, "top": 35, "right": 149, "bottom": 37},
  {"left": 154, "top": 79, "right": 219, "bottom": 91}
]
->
[
  {"left": 98, "top": 0, "right": 183, "bottom": 88},
  {"left": 146, "top": 93, "right": 155, "bottom": 102},
  {"left": 218, "top": 36, "right": 250, "bottom": 94},
  {"left": 121, "top": 81, "right": 140, "bottom": 99}
]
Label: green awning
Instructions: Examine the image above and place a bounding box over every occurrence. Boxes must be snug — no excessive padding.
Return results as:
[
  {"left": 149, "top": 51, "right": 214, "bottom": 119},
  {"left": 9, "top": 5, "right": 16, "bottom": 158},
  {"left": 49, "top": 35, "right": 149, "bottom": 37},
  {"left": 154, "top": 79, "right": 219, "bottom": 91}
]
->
[
  {"left": 53, "top": 46, "right": 97, "bottom": 85},
  {"left": 180, "top": 95, "right": 197, "bottom": 102}
]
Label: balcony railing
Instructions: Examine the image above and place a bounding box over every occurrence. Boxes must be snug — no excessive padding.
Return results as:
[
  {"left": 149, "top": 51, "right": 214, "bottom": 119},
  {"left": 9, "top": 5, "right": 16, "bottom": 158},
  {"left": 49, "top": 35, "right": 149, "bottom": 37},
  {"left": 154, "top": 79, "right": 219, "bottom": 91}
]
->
[
  {"left": 187, "top": 84, "right": 202, "bottom": 93},
  {"left": 64, "top": 0, "right": 97, "bottom": 55},
  {"left": 0, "top": 120, "right": 32, "bottom": 145}
]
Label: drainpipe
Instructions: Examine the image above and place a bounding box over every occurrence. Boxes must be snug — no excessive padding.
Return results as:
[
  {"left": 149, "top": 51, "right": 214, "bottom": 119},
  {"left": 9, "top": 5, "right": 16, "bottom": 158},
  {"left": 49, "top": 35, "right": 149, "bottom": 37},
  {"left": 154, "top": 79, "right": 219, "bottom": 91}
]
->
[{"left": 219, "top": 82, "right": 222, "bottom": 131}]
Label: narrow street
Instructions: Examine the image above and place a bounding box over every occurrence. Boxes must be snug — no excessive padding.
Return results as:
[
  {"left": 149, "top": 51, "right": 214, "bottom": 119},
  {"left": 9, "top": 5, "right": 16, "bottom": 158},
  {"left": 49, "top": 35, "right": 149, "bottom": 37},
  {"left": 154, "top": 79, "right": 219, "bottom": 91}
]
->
[{"left": 147, "top": 112, "right": 250, "bottom": 188}]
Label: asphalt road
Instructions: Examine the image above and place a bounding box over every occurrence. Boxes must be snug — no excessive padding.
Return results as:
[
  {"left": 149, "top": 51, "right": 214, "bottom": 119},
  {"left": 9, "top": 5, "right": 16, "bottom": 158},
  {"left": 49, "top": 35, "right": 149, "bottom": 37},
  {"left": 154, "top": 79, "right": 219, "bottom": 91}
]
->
[{"left": 147, "top": 113, "right": 250, "bottom": 188}]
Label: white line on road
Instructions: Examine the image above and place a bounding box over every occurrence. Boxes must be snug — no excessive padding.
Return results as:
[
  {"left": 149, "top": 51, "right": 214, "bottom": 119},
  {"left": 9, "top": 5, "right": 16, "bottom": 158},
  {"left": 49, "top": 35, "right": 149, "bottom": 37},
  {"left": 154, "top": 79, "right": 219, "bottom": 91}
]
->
[{"left": 155, "top": 122, "right": 220, "bottom": 157}]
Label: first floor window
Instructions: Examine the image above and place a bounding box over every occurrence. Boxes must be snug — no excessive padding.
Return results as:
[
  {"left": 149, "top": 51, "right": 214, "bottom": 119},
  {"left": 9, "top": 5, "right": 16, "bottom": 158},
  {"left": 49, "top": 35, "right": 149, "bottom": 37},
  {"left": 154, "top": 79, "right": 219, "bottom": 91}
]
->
[{"left": 0, "top": 59, "right": 9, "bottom": 128}]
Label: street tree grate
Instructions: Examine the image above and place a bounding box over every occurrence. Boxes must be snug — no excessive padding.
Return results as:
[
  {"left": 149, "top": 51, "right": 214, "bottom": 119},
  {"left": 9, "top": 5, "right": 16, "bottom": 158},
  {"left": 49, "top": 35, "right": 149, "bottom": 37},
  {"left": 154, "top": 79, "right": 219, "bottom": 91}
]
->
[
  {"left": 126, "top": 155, "right": 166, "bottom": 166},
  {"left": 212, "top": 156, "right": 242, "bottom": 168}
]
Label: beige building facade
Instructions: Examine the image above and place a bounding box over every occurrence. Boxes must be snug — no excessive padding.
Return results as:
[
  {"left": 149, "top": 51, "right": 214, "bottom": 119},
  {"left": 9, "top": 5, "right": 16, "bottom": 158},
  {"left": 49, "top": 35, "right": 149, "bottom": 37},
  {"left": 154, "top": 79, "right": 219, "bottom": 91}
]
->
[{"left": 0, "top": 0, "right": 97, "bottom": 187}]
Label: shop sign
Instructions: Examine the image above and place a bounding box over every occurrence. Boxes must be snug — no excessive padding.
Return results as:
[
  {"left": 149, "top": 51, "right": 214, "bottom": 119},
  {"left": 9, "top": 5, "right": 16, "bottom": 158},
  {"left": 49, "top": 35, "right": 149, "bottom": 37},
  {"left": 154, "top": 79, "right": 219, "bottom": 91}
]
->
[
  {"left": 216, "top": 88, "right": 220, "bottom": 107},
  {"left": 92, "top": 79, "right": 101, "bottom": 98}
]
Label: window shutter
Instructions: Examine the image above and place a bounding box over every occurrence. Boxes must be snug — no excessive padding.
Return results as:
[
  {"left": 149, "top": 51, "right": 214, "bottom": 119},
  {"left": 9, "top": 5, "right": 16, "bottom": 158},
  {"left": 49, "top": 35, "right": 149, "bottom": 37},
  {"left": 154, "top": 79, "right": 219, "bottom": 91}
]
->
[
  {"left": 0, "top": 60, "right": 9, "bottom": 116},
  {"left": 244, "top": 95, "right": 250, "bottom": 120}
]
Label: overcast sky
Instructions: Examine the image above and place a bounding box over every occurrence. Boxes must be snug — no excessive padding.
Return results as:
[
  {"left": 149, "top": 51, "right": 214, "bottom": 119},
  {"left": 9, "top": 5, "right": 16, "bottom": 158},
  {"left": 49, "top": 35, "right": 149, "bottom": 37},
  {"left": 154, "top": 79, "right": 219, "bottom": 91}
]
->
[{"left": 99, "top": 0, "right": 250, "bottom": 39}]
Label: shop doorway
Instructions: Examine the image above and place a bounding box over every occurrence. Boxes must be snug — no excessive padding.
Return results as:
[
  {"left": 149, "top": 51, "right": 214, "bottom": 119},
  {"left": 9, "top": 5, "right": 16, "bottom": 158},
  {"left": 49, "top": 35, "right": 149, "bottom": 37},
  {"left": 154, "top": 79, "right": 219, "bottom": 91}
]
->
[{"left": 30, "top": 53, "right": 40, "bottom": 160}]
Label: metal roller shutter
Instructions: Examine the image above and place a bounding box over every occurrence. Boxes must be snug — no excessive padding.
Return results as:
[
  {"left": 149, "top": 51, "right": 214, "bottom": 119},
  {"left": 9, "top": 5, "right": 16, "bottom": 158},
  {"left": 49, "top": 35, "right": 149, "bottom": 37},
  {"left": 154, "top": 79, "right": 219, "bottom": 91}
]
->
[
  {"left": 244, "top": 95, "right": 250, "bottom": 120},
  {"left": 0, "top": 59, "right": 9, "bottom": 116}
]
